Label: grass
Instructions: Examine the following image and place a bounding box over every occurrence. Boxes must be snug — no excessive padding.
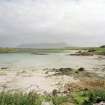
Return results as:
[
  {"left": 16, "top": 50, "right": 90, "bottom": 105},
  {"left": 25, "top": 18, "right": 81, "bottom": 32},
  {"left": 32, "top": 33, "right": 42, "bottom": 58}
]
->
[
  {"left": 0, "top": 80, "right": 105, "bottom": 105},
  {"left": 0, "top": 48, "right": 68, "bottom": 54},
  {"left": 64, "top": 79, "right": 105, "bottom": 104},
  {"left": 73, "top": 90, "right": 105, "bottom": 105},
  {"left": 0, "top": 91, "right": 45, "bottom": 105},
  {"left": 94, "top": 48, "right": 105, "bottom": 55},
  {"left": 0, "top": 89, "right": 105, "bottom": 105},
  {"left": 87, "top": 47, "right": 105, "bottom": 55},
  {"left": 0, "top": 48, "right": 16, "bottom": 53},
  {"left": 68, "top": 46, "right": 105, "bottom": 56},
  {"left": 0, "top": 48, "right": 17, "bottom": 53},
  {"left": 0, "top": 91, "right": 70, "bottom": 105}
]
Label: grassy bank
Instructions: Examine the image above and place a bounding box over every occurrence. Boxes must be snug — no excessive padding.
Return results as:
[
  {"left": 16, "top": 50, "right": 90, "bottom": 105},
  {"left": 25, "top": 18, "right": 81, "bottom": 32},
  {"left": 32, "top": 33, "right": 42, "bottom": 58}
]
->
[
  {"left": 0, "top": 48, "right": 17, "bottom": 53},
  {"left": 71, "top": 47, "right": 105, "bottom": 56},
  {"left": 73, "top": 90, "right": 105, "bottom": 105},
  {"left": 94, "top": 48, "right": 105, "bottom": 55},
  {"left": 0, "top": 48, "right": 67, "bottom": 53},
  {"left": 0, "top": 89, "right": 105, "bottom": 105}
]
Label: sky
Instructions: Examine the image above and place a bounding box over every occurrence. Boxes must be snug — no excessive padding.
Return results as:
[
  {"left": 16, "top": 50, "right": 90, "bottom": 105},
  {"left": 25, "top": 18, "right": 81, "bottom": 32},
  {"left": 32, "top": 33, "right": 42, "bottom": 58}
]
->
[{"left": 0, "top": 0, "right": 105, "bottom": 47}]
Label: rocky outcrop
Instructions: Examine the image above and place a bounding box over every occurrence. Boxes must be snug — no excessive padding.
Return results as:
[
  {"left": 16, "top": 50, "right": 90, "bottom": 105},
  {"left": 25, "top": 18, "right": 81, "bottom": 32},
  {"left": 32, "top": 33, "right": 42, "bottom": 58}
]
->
[{"left": 70, "top": 51, "right": 94, "bottom": 56}]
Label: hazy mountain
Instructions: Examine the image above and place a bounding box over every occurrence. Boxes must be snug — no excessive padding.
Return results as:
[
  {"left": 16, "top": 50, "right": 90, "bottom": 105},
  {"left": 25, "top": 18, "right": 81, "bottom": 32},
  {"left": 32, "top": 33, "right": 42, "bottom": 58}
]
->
[{"left": 17, "top": 43, "right": 68, "bottom": 48}]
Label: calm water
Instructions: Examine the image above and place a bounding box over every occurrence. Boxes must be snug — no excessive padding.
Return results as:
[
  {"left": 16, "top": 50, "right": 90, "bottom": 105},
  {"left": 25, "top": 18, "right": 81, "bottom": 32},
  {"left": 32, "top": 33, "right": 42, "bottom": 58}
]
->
[{"left": 0, "top": 52, "right": 105, "bottom": 71}]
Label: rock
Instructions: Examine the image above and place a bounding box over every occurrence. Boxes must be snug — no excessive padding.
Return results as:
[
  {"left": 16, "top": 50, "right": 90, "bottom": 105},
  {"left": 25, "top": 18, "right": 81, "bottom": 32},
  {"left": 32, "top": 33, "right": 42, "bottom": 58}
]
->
[
  {"left": 1, "top": 67, "right": 8, "bottom": 70},
  {"left": 52, "top": 89, "right": 58, "bottom": 96},
  {"left": 93, "top": 101, "right": 105, "bottom": 105},
  {"left": 78, "top": 67, "right": 85, "bottom": 72},
  {"left": 51, "top": 68, "right": 73, "bottom": 76},
  {"left": 70, "top": 51, "right": 94, "bottom": 56},
  {"left": 59, "top": 68, "right": 72, "bottom": 71},
  {"left": 41, "top": 101, "right": 53, "bottom": 105},
  {"left": 45, "top": 71, "right": 49, "bottom": 74}
]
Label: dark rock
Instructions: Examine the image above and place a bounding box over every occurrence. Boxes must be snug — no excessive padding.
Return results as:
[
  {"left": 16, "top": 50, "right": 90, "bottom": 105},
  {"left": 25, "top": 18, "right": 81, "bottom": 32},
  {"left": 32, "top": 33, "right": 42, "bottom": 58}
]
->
[
  {"left": 1, "top": 67, "right": 8, "bottom": 70},
  {"left": 52, "top": 89, "right": 58, "bottom": 96},
  {"left": 78, "top": 67, "right": 85, "bottom": 72},
  {"left": 59, "top": 68, "right": 72, "bottom": 72}
]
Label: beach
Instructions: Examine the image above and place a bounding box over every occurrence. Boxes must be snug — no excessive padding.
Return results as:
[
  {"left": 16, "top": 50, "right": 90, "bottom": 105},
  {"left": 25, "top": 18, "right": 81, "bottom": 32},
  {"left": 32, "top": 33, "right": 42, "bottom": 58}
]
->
[{"left": 0, "top": 51, "right": 105, "bottom": 94}]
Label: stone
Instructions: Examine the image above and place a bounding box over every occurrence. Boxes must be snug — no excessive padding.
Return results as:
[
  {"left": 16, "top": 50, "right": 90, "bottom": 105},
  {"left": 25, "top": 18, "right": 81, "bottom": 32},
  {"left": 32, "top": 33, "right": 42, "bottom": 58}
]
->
[
  {"left": 41, "top": 101, "right": 53, "bottom": 105},
  {"left": 93, "top": 101, "right": 105, "bottom": 105}
]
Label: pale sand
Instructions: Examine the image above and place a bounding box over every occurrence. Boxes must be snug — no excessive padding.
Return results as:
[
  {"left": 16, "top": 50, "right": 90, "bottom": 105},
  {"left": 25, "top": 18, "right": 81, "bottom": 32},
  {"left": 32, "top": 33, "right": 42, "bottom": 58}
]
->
[{"left": 0, "top": 68, "right": 78, "bottom": 94}]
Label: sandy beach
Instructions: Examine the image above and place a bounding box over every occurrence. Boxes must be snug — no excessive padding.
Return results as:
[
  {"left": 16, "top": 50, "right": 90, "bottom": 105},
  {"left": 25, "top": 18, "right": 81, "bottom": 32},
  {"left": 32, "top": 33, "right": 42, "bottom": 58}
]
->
[{"left": 0, "top": 68, "right": 79, "bottom": 94}]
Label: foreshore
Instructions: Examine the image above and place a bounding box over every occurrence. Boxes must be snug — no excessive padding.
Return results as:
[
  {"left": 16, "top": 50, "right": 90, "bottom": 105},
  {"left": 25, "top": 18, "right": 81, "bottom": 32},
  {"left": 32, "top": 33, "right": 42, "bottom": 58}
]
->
[
  {"left": 0, "top": 66, "right": 104, "bottom": 94},
  {"left": 0, "top": 68, "right": 79, "bottom": 94}
]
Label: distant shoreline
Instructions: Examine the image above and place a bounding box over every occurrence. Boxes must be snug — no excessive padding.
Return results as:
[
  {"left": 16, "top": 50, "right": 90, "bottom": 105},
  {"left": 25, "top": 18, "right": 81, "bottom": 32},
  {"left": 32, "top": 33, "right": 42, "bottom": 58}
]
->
[{"left": 0, "top": 47, "right": 105, "bottom": 56}]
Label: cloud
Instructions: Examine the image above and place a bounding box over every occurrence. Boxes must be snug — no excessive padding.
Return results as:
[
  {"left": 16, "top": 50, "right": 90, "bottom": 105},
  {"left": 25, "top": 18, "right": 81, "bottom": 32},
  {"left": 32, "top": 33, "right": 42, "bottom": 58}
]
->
[{"left": 0, "top": 0, "right": 105, "bottom": 47}]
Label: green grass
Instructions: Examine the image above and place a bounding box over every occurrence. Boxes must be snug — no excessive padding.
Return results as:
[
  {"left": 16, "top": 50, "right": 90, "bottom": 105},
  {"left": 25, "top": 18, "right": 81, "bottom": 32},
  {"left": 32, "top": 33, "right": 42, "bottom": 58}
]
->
[
  {"left": 94, "top": 48, "right": 105, "bottom": 55},
  {"left": 79, "top": 47, "right": 105, "bottom": 55},
  {"left": 73, "top": 90, "right": 105, "bottom": 105},
  {"left": 0, "top": 91, "right": 70, "bottom": 105},
  {"left": 0, "top": 91, "right": 43, "bottom": 105},
  {"left": 0, "top": 89, "right": 105, "bottom": 105},
  {"left": 0, "top": 48, "right": 17, "bottom": 53},
  {"left": 0, "top": 48, "right": 67, "bottom": 53}
]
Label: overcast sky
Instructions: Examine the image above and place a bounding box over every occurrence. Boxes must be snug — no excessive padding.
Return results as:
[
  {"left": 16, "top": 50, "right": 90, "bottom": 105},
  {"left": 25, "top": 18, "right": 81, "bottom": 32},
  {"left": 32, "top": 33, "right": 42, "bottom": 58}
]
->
[{"left": 0, "top": 0, "right": 105, "bottom": 47}]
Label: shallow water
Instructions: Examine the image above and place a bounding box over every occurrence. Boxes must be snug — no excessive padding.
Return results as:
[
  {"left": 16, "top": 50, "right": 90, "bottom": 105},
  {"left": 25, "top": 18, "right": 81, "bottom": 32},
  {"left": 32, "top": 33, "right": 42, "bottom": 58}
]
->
[{"left": 0, "top": 52, "right": 105, "bottom": 71}]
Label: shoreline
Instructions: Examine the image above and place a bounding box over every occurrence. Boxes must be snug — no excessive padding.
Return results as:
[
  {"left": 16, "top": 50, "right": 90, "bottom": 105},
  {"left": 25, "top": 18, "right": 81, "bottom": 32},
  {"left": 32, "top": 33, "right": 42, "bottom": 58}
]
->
[{"left": 0, "top": 66, "right": 104, "bottom": 94}]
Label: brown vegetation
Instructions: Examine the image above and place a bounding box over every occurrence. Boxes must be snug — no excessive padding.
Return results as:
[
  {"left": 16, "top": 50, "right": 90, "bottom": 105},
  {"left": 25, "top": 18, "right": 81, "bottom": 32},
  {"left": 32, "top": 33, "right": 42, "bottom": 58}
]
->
[{"left": 64, "top": 79, "right": 105, "bottom": 93}]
